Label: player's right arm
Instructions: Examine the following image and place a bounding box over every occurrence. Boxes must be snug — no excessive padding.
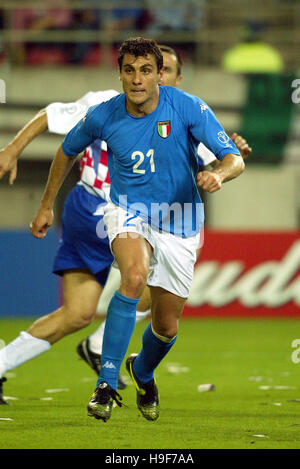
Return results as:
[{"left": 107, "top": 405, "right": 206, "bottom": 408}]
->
[
  {"left": 30, "top": 104, "right": 102, "bottom": 239},
  {"left": 0, "top": 109, "right": 48, "bottom": 185},
  {"left": 30, "top": 145, "right": 78, "bottom": 239}
]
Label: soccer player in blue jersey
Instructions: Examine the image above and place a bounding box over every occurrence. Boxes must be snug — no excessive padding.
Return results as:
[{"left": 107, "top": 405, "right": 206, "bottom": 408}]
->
[
  {"left": 28, "top": 37, "right": 245, "bottom": 422},
  {"left": 0, "top": 42, "right": 250, "bottom": 407}
]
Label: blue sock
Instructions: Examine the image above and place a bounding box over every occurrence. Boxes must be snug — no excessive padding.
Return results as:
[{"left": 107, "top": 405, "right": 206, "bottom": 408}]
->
[
  {"left": 133, "top": 322, "right": 177, "bottom": 383},
  {"left": 97, "top": 291, "right": 139, "bottom": 390}
]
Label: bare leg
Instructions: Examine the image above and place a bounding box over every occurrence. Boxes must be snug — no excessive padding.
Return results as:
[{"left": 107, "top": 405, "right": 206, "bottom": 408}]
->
[
  {"left": 95, "top": 234, "right": 152, "bottom": 390},
  {"left": 88, "top": 286, "right": 151, "bottom": 355},
  {"left": 28, "top": 269, "right": 103, "bottom": 344},
  {"left": 112, "top": 235, "right": 152, "bottom": 298},
  {"left": 0, "top": 269, "right": 102, "bottom": 379},
  {"left": 126, "top": 287, "right": 186, "bottom": 421},
  {"left": 150, "top": 286, "right": 186, "bottom": 339}
]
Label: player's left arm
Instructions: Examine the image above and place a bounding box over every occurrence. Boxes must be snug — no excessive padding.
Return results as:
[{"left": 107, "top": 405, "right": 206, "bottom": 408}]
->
[
  {"left": 197, "top": 153, "right": 245, "bottom": 193},
  {"left": 187, "top": 98, "right": 246, "bottom": 192},
  {"left": 208, "top": 133, "right": 252, "bottom": 170},
  {"left": 230, "top": 132, "right": 252, "bottom": 160}
]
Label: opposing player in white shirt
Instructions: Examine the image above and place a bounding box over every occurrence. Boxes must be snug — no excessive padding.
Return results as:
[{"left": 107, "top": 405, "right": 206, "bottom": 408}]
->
[{"left": 0, "top": 45, "right": 251, "bottom": 405}]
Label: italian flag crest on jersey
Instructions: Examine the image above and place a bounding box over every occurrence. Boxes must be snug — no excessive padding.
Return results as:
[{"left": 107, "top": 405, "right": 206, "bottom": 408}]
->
[{"left": 157, "top": 121, "right": 171, "bottom": 138}]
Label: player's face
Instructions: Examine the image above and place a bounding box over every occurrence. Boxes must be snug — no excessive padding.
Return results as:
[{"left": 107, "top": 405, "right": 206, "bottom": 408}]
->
[
  {"left": 160, "top": 52, "right": 182, "bottom": 87},
  {"left": 120, "top": 53, "right": 163, "bottom": 113}
]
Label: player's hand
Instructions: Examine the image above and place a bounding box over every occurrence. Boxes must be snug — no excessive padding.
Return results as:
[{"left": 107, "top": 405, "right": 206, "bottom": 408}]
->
[
  {"left": 230, "top": 133, "right": 252, "bottom": 160},
  {"left": 30, "top": 207, "right": 54, "bottom": 239},
  {"left": 0, "top": 145, "right": 19, "bottom": 185},
  {"left": 196, "top": 171, "right": 222, "bottom": 193}
]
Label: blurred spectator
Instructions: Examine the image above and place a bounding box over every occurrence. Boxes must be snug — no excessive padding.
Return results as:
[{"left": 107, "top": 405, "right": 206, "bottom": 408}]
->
[
  {"left": 145, "top": 0, "right": 206, "bottom": 59},
  {"left": 102, "top": 1, "right": 146, "bottom": 32},
  {"left": 222, "top": 22, "right": 292, "bottom": 166},
  {"left": 0, "top": 9, "right": 4, "bottom": 63},
  {"left": 12, "top": 0, "right": 73, "bottom": 64},
  {"left": 98, "top": 1, "right": 147, "bottom": 66},
  {"left": 222, "top": 21, "right": 284, "bottom": 73},
  {"left": 68, "top": 7, "right": 100, "bottom": 64},
  {"left": 146, "top": 0, "right": 206, "bottom": 33},
  {"left": 13, "top": 0, "right": 72, "bottom": 31}
]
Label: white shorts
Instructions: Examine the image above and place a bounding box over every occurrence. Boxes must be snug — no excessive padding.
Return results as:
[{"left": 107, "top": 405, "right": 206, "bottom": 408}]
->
[{"left": 103, "top": 202, "right": 200, "bottom": 298}]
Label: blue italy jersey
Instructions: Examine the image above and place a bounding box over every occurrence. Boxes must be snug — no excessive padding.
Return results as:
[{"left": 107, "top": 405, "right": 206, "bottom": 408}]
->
[{"left": 62, "top": 86, "right": 240, "bottom": 237}]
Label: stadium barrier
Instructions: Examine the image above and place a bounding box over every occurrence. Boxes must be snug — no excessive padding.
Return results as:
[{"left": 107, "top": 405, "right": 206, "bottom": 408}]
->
[
  {"left": 0, "top": 229, "right": 60, "bottom": 317},
  {"left": 184, "top": 230, "right": 300, "bottom": 317},
  {"left": 1, "top": 229, "right": 299, "bottom": 318}
]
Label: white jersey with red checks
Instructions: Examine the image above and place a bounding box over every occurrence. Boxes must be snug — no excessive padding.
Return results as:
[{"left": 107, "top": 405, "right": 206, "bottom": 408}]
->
[
  {"left": 46, "top": 90, "right": 119, "bottom": 200},
  {"left": 46, "top": 88, "right": 217, "bottom": 200},
  {"left": 78, "top": 139, "right": 111, "bottom": 200}
]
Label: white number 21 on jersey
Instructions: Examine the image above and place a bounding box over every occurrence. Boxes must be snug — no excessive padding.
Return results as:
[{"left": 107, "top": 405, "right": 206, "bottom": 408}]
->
[{"left": 132, "top": 149, "right": 155, "bottom": 174}]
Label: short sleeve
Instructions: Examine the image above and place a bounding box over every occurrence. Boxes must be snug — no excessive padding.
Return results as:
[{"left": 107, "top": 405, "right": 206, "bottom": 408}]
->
[
  {"left": 61, "top": 104, "right": 102, "bottom": 157},
  {"left": 186, "top": 95, "right": 241, "bottom": 160}
]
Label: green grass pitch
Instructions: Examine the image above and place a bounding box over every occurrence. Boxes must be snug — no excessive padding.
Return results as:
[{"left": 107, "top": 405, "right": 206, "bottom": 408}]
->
[{"left": 1, "top": 317, "right": 300, "bottom": 449}]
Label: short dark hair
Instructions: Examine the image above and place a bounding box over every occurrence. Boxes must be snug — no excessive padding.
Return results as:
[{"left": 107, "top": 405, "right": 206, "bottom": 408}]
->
[
  {"left": 118, "top": 37, "right": 163, "bottom": 73},
  {"left": 158, "top": 45, "right": 183, "bottom": 76}
]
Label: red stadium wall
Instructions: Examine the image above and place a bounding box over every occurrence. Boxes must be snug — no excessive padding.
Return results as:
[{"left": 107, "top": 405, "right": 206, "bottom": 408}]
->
[{"left": 183, "top": 230, "right": 300, "bottom": 318}]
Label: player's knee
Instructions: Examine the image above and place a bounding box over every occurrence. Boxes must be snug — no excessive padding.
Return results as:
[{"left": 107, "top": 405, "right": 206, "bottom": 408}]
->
[
  {"left": 122, "top": 267, "right": 147, "bottom": 298},
  {"left": 65, "top": 306, "right": 95, "bottom": 330},
  {"left": 154, "top": 324, "right": 178, "bottom": 340}
]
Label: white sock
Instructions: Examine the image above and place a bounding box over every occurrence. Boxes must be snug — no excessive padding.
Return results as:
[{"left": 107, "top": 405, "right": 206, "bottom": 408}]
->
[
  {"left": 88, "top": 309, "right": 151, "bottom": 355},
  {"left": 0, "top": 331, "right": 51, "bottom": 378},
  {"left": 136, "top": 309, "right": 150, "bottom": 323},
  {"left": 88, "top": 321, "right": 106, "bottom": 355}
]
